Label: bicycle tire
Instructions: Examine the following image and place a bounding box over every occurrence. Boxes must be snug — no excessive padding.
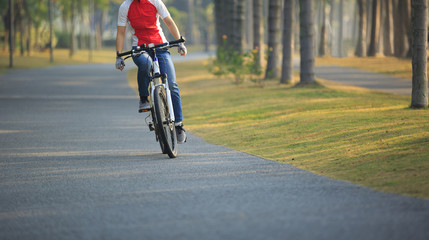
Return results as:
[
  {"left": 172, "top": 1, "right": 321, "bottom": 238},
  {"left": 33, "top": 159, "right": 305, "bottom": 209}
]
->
[
  {"left": 151, "top": 108, "right": 167, "bottom": 154},
  {"left": 153, "top": 85, "right": 178, "bottom": 158}
]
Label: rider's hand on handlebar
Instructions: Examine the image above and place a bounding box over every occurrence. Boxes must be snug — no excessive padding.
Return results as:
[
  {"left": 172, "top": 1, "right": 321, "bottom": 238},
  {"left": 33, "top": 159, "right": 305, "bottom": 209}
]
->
[
  {"left": 178, "top": 43, "right": 187, "bottom": 56},
  {"left": 115, "top": 57, "right": 125, "bottom": 71}
]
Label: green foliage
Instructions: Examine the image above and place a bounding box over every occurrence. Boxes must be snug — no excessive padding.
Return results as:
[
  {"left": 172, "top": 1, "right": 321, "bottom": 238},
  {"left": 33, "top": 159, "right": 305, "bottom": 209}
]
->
[
  {"left": 210, "top": 38, "right": 263, "bottom": 86},
  {"left": 95, "top": 0, "right": 111, "bottom": 8},
  {"left": 55, "top": 31, "right": 71, "bottom": 48}
]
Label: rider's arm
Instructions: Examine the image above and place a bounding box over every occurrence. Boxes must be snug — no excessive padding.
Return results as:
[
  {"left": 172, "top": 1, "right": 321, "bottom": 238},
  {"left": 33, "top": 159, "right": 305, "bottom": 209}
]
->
[
  {"left": 163, "top": 16, "right": 187, "bottom": 56},
  {"left": 116, "top": 26, "right": 126, "bottom": 55},
  {"left": 115, "top": 26, "right": 126, "bottom": 71}
]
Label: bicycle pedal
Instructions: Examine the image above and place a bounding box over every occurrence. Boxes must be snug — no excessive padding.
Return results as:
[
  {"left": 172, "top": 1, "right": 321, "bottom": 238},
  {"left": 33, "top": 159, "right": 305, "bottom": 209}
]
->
[{"left": 139, "top": 108, "right": 151, "bottom": 113}]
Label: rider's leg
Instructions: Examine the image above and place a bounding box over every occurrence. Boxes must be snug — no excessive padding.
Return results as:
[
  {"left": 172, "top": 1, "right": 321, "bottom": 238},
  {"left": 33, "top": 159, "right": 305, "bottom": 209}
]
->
[
  {"left": 156, "top": 49, "right": 183, "bottom": 123},
  {"left": 132, "top": 51, "right": 152, "bottom": 100}
]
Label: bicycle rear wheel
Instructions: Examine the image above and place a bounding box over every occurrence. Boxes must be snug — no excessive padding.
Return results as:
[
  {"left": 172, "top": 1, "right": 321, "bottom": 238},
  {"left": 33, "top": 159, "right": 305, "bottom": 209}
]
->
[{"left": 153, "top": 85, "right": 178, "bottom": 158}]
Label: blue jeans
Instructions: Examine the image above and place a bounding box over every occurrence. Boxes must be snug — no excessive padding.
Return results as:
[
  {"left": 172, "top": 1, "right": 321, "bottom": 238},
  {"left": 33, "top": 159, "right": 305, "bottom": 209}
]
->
[{"left": 132, "top": 48, "right": 183, "bottom": 122}]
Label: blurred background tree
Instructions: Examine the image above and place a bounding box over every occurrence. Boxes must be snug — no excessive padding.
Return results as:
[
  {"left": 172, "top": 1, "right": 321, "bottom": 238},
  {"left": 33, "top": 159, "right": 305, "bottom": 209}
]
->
[
  {"left": 0, "top": 0, "right": 426, "bottom": 107},
  {"left": 0, "top": 0, "right": 420, "bottom": 61},
  {"left": 0, "top": 0, "right": 425, "bottom": 83}
]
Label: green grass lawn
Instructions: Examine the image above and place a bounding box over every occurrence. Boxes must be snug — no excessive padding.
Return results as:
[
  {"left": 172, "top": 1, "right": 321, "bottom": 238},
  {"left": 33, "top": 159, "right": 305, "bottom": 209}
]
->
[{"left": 129, "top": 60, "right": 429, "bottom": 199}]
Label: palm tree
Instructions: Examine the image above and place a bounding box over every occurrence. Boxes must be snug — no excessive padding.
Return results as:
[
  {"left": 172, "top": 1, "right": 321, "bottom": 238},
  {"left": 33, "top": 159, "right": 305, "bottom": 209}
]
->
[
  {"left": 253, "top": 0, "right": 263, "bottom": 68},
  {"left": 383, "top": 0, "right": 394, "bottom": 56},
  {"left": 355, "top": 0, "right": 367, "bottom": 57},
  {"left": 78, "top": 0, "right": 85, "bottom": 49},
  {"left": 394, "top": 0, "right": 411, "bottom": 58},
  {"left": 89, "top": 0, "right": 94, "bottom": 62},
  {"left": 23, "top": 0, "right": 31, "bottom": 56},
  {"left": 299, "top": 0, "right": 315, "bottom": 84},
  {"left": 318, "top": 0, "right": 327, "bottom": 57},
  {"left": 281, "top": 0, "right": 294, "bottom": 84},
  {"left": 233, "top": 0, "right": 246, "bottom": 53},
  {"left": 411, "top": 0, "right": 428, "bottom": 108},
  {"left": 8, "top": 0, "right": 14, "bottom": 68},
  {"left": 214, "top": 0, "right": 232, "bottom": 53},
  {"left": 69, "top": 0, "right": 76, "bottom": 58},
  {"left": 367, "top": 0, "right": 380, "bottom": 56},
  {"left": 49, "top": 0, "right": 53, "bottom": 63},
  {"left": 265, "top": 0, "right": 282, "bottom": 79},
  {"left": 214, "top": 0, "right": 222, "bottom": 48},
  {"left": 338, "top": 0, "right": 344, "bottom": 57},
  {"left": 186, "top": 0, "right": 195, "bottom": 44}
]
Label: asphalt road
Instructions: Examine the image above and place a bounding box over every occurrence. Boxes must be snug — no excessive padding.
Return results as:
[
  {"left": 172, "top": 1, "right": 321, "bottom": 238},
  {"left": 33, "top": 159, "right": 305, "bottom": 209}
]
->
[
  {"left": 292, "top": 58, "right": 412, "bottom": 96},
  {"left": 0, "top": 63, "right": 428, "bottom": 240},
  {"left": 315, "top": 65, "right": 411, "bottom": 96}
]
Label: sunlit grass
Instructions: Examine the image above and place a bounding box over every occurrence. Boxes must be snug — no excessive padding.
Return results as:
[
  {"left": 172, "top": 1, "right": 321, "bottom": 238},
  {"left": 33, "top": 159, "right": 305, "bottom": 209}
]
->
[
  {"left": 129, "top": 60, "right": 429, "bottom": 199},
  {"left": 0, "top": 48, "right": 114, "bottom": 74},
  {"left": 0, "top": 44, "right": 210, "bottom": 75}
]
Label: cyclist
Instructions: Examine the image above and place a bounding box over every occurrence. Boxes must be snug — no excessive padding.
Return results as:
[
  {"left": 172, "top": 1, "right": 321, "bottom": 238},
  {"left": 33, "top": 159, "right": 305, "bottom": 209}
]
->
[{"left": 115, "top": 0, "right": 187, "bottom": 143}]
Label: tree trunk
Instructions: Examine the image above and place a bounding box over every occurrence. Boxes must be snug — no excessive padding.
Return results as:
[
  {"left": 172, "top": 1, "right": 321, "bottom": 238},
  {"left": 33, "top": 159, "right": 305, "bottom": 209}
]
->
[
  {"left": 329, "top": 0, "right": 336, "bottom": 56},
  {"left": 355, "top": 0, "right": 367, "bottom": 57},
  {"left": 366, "top": 0, "right": 371, "bottom": 44},
  {"left": 411, "top": 0, "right": 428, "bottom": 108},
  {"left": 233, "top": 0, "right": 246, "bottom": 53},
  {"left": 383, "top": 0, "right": 394, "bottom": 56},
  {"left": 265, "top": 0, "right": 282, "bottom": 79},
  {"left": 34, "top": 24, "right": 40, "bottom": 50},
  {"left": 214, "top": 0, "right": 233, "bottom": 53},
  {"left": 228, "top": 0, "right": 236, "bottom": 46},
  {"left": 89, "top": 0, "right": 94, "bottom": 62},
  {"left": 338, "top": 0, "right": 344, "bottom": 57},
  {"left": 405, "top": 0, "right": 413, "bottom": 58},
  {"left": 394, "top": 0, "right": 410, "bottom": 57},
  {"left": 9, "top": 0, "right": 14, "bottom": 68},
  {"left": 281, "top": 0, "right": 294, "bottom": 84},
  {"left": 21, "top": 0, "right": 30, "bottom": 56},
  {"left": 26, "top": 18, "right": 31, "bottom": 56},
  {"left": 367, "top": 0, "right": 380, "bottom": 56},
  {"left": 246, "top": 0, "right": 253, "bottom": 49},
  {"left": 70, "top": 0, "right": 76, "bottom": 58},
  {"left": 253, "top": 0, "right": 263, "bottom": 69},
  {"left": 318, "top": 0, "right": 327, "bottom": 57},
  {"left": 186, "top": 0, "right": 195, "bottom": 44},
  {"left": 95, "top": 9, "right": 106, "bottom": 50},
  {"left": 299, "top": 0, "right": 316, "bottom": 84},
  {"left": 3, "top": 12, "right": 9, "bottom": 51},
  {"left": 17, "top": 0, "right": 24, "bottom": 56},
  {"left": 195, "top": 0, "right": 207, "bottom": 50},
  {"left": 49, "top": 0, "right": 53, "bottom": 63},
  {"left": 62, "top": 8, "right": 69, "bottom": 34},
  {"left": 78, "top": 0, "right": 85, "bottom": 49},
  {"left": 214, "top": 0, "right": 222, "bottom": 48},
  {"left": 13, "top": 7, "right": 17, "bottom": 55},
  {"left": 4, "top": 27, "right": 9, "bottom": 52}
]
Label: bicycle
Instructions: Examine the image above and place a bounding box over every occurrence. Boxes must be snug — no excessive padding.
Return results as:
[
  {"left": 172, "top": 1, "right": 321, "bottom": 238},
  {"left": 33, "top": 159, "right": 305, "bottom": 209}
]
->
[{"left": 118, "top": 37, "right": 186, "bottom": 158}]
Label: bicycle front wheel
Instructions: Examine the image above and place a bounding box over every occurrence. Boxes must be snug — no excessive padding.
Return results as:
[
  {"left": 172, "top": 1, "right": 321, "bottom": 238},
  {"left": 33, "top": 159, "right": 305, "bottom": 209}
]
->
[
  {"left": 151, "top": 108, "right": 167, "bottom": 154},
  {"left": 153, "top": 85, "right": 178, "bottom": 158}
]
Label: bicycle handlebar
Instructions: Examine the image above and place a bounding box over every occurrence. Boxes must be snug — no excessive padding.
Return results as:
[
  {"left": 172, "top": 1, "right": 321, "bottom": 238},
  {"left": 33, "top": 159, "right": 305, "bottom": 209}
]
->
[{"left": 117, "top": 36, "right": 186, "bottom": 58}]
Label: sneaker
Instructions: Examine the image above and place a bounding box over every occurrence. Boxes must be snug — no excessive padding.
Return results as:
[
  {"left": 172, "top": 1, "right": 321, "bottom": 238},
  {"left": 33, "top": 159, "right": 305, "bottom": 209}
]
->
[
  {"left": 175, "top": 123, "right": 187, "bottom": 144},
  {"left": 139, "top": 100, "right": 151, "bottom": 112}
]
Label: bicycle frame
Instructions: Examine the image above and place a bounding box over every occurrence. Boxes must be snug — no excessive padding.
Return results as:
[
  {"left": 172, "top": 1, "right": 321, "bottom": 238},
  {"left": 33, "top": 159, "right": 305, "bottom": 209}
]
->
[{"left": 149, "top": 48, "right": 175, "bottom": 123}]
